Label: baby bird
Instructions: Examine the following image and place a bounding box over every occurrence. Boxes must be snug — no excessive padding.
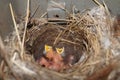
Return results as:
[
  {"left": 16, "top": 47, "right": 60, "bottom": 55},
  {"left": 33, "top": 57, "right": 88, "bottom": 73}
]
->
[
  {"left": 43, "top": 45, "right": 52, "bottom": 54},
  {"left": 56, "top": 47, "right": 65, "bottom": 57},
  {"left": 39, "top": 44, "right": 69, "bottom": 71},
  {"left": 43, "top": 44, "right": 65, "bottom": 58}
]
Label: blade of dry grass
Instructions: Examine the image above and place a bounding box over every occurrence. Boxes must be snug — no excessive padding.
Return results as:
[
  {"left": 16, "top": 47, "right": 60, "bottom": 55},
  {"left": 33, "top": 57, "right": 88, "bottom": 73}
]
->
[
  {"left": 21, "top": 0, "right": 30, "bottom": 59},
  {"left": 30, "top": 4, "right": 40, "bottom": 19},
  {"left": 60, "top": 38, "right": 80, "bottom": 46},
  {"left": 53, "top": 31, "right": 62, "bottom": 45},
  {"left": 40, "top": 12, "right": 47, "bottom": 18},
  {"left": 50, "top": 0, "right": 69, "bottom": 13},
  {"left": 9, "top": 3, "right": 22, "bottom": 49}
]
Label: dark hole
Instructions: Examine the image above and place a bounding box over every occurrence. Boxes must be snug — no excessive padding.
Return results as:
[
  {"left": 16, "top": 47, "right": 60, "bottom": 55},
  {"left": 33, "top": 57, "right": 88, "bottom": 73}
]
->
[
  {"left": 54, "top": 14, "right": 59, "bottom": 18},
  {"left": 27, "top": 21, "right": 33, "bottom": 29}
]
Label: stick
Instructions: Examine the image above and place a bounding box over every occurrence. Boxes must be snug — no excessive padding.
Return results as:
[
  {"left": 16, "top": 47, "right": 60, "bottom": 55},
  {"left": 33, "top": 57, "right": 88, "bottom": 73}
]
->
[
  {"left": 92, "top": 0, "right": 104, "bottom": 8},
  {"left": 30, "top": 4, "right": 40, "bottom": 20},
  {"left": 40, "top": 12, "right": 47, "bottom": 18},
  {"left": 9, "top": 3, "right": 22, "bottom": 49},
  {"left": 53, "top": 31, "right": 62, "bottom": 45},
  {"left": 60, "top": 38, "right": 80, "bottom": 46},
  {"left": 21, "top": 0, "right": 30, "bottom": 59},
  {"left": 50, "top": 1, "right": 69, "bottom": 13}
]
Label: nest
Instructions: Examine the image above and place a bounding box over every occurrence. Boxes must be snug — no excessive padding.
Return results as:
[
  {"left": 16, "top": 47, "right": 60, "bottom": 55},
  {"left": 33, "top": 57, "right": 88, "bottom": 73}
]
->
[{"left": 1, "top": 1, "right": 120, "bottom": 80}]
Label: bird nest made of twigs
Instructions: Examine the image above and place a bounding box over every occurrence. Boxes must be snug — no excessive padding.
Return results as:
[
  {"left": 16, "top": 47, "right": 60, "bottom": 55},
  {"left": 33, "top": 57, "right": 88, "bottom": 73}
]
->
[
  {"left": 25, "top": 19, "right": 89, "bottom": 71},
  {"left": 1, "top": 2, "right": 120, "bottom": 80}
]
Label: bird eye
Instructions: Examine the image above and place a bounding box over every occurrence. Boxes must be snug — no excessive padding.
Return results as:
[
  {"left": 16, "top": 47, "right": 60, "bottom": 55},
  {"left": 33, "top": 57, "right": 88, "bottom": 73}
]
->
[
  {"left": 45, "top": 45, "right": 52, "bottom": 53},
  {"left": 56, "top": 47, "right": 64, "bottom": 54}
]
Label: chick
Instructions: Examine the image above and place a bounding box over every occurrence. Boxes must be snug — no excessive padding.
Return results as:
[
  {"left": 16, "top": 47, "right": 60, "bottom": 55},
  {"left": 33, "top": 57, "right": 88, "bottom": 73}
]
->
[
  {"left": 56, "top": 47, "right": 65, "bottom": 57},
  {"left": 43, "top": 44, "right": 52, "bottom": 55}
]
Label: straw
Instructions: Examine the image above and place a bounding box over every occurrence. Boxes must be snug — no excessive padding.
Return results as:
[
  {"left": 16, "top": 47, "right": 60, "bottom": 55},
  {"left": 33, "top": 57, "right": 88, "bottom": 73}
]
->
[
  {"left": 21, "top": 0, "right": 30, "bottom": 59},
  {"left": 9, "top": 3, "right": 22, "bottom": 49}
]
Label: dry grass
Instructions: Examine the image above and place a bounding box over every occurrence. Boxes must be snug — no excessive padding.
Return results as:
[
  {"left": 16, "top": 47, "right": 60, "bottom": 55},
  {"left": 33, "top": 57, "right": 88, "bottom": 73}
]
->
[{"left": 0, "top": 0, "right": 120, "bottom": 80}]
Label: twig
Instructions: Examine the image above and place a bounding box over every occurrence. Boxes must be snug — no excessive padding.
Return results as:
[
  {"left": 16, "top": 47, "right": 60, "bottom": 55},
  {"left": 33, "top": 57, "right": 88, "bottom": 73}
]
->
[
  {"left": 47, "top": 18, "right": 72, "bottom": 22},
  {"left": 9, "top": 3, "right": 22, "bottom": 49},
  {"left": 50, "top": 0, "right": 69, "bottom": 13},
  {"left": 60, "top": 38, "right": 80, "bottom": 46},
  {"left": 21, "top": 0, "right": 30, "bottom": 59},
  {"left": 56, "top": 25, "right": 73, "bottom": 33},
  {"left": 53, "top": 31, "right": 62, "bottom": 45},
  {"left": 30, "top": 4, "right": 40, "bottom": 20},
  {"left": 92, "top": 0, "right": 104, "bottom": 8},
  {"left": 40, "top": 12, "right": 47, "bottom": 18},
  {"left": 68, "top": 13, "right": 86, "bottom": 28}
]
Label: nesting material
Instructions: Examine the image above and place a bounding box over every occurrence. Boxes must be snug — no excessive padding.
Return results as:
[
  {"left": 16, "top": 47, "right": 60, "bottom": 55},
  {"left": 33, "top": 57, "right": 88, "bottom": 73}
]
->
[
  {"left": 27, "top": 23, "right": 88, "bottom": 70},
  {"left": 1, "top": 1, "right": 120, "bottom": 80}
]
